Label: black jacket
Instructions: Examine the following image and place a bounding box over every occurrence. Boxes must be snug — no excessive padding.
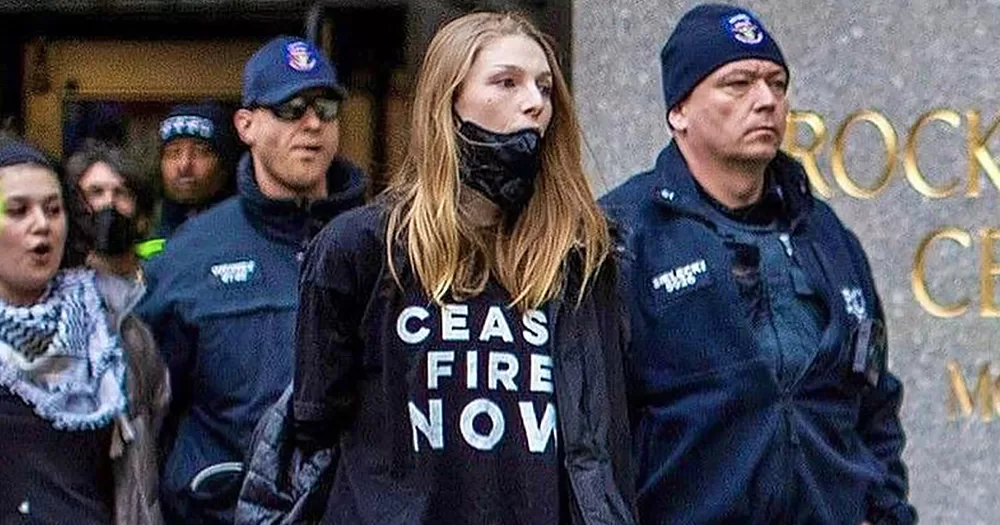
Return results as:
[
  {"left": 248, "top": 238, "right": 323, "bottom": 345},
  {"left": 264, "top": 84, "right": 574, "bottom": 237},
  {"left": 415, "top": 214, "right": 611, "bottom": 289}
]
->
[{"left": 236, "top": 201, "right": 636, "bottom": 525}]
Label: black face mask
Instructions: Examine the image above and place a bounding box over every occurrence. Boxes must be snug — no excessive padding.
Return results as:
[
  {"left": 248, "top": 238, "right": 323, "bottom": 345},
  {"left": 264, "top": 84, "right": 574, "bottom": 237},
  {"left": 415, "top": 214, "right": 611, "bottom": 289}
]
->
[
  {"left": 457, "top": 121, "right": 542, "bottom": 224},
  {"left": 91, "top": 207, "right": 138, "bottom": 256}
]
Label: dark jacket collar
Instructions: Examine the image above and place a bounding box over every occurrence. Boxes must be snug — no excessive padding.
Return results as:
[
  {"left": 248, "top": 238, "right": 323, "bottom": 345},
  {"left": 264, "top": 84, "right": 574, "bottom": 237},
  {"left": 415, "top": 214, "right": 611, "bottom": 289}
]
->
[
  {"left": 156, "top": 198, "right": 211, "bottom": 239},
  {"left": 651, "top": 141, "right": 814, "bottom": 230},
  {"left": 236, "top": 152, "right": 367, "bottom": 247},
  {"left": 155, "top": 182, "right": 234, "bottom": 239}
]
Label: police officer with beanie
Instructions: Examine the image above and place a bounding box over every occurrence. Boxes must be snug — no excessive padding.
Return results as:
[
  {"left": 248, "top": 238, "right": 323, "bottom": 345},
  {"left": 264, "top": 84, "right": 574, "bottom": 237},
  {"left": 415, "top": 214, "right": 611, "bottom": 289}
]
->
[
  {"left": 137, "top": 36, "right": 365, "bottom": 524},
  {"left": 138, "top": 102, "right": 236, "bottom": 259},
  {"left": 601, "top": 4, "right": 916, "bottom": 524}
]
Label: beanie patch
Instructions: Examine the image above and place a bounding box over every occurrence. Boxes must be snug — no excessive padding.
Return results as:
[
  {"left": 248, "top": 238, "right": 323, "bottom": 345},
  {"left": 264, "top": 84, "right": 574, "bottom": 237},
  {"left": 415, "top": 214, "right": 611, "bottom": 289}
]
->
[
  {"left": 724, "top": 13, "right": 765, "bottom": 45},
  {"left": 159, "top": 115, "right": 215, "bottom": 143}
]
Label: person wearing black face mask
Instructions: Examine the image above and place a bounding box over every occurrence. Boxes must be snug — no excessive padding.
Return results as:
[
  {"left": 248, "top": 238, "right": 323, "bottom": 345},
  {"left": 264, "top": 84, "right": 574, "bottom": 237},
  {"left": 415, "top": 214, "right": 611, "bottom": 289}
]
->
[
  {"left": 91, "top": 206, "right": 140, "bottom": 257},
  {"left": 64, "top": 140, "right": 155, "bottom": 282},
  {"left": 455, "top": 121, "right": 541, "bottom": 230},
  {"left": 236, "top": 13, "right": 634, "bottom": 525}
]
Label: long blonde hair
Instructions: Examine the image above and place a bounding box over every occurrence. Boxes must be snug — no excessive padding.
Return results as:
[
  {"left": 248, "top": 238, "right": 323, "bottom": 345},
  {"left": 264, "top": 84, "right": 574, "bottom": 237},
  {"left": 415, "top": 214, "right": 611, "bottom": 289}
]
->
[{"left": 386, "top": 11, "right": 610, "bottom": 310}]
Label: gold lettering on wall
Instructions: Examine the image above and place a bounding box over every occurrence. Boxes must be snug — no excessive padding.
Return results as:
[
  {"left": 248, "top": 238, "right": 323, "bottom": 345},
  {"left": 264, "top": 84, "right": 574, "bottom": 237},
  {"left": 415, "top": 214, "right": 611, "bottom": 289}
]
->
[
  {"left": 783, "top": 110, "right": 833, "bottom": 198},
  {"left": 831, "top": 110, "right": 898, "bottom": 200},
  {"left": 903, "top": 109, "right": 962, "bottom": 199},
  {"left": 980, "top": 228, "right": 1000, "bottom": 317},
  {"left": 965, "top": 111, "right": 1000, "bottom": 197},
  {"left": 947, "top": 360, "right": 1000, "bottom": 421},
  {"left": 783, "top": 109, "right": 1000, "bottom": 317},
  {"left": 912, "top": 227, "right": 971, "bottom": 318},
  {"left": 784, "top": 109, "right": 1000, "bottom": 200}
]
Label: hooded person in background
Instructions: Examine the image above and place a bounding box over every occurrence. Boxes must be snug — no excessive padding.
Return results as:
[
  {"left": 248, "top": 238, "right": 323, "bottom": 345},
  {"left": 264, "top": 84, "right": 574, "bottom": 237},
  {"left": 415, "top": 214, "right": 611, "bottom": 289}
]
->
[
  {"left": 64, "top": 140, "right": 156, "bottom": 282},
  {"left": 601, "top": 4, "right": 915, "bottom": 524},
  {"left": 138, "top": 102, "right": 237, "bottom": 259},
  {"left": 137, "top": 36, "right": 366, "bottom": 525}
]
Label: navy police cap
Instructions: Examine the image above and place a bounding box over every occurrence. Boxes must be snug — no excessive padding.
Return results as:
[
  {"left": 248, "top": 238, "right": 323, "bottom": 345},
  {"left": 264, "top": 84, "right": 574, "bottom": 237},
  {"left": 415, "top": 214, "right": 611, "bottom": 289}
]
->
[{"left": 242, "top": 36, "right": 346, "bottom": 108}]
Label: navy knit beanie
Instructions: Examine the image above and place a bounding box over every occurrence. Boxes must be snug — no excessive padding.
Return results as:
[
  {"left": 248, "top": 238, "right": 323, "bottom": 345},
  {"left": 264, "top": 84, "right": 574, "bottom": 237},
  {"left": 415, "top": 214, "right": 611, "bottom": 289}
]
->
[
  {"left": 661, "top": 4, "right": 788, "bottom": 111},
  {"left": 0, "top": 138, "right": 53, "bottom": 170},
  {"left": 158, "top": 102, "right": 236, "bottom": 164}
]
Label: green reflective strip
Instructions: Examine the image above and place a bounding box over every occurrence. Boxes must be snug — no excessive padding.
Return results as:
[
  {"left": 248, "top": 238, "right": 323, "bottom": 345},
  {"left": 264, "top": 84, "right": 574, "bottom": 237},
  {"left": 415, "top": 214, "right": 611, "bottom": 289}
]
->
[{"left": 135, "top": 238, "right": 166, "bottom": 259}]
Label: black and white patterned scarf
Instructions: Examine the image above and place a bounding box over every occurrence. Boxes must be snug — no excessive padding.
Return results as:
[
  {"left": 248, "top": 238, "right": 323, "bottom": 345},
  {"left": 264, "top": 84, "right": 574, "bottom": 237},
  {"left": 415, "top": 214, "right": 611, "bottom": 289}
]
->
[{"left": 0, "top": 268, "right": 127, "bottom": 431}]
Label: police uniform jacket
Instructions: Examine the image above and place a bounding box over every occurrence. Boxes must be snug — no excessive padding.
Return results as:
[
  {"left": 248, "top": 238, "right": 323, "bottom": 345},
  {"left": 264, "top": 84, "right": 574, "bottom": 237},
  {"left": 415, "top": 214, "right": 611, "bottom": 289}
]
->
[
  {"left": 600, "top": 142, "right": 916, "bottom": 525},
  {"left": 137, "top": 152, "right": 366, "bottom": 524}
]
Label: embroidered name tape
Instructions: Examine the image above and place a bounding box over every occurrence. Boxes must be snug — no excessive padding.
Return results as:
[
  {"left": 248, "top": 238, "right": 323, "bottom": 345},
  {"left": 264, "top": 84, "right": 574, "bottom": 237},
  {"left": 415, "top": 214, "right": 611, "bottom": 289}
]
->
[
  {"left": 211, "top": 260, "right": 256, "bottom": 284},
  {"left": 652, "top": 259, "right": 708, "bottom": 294}
]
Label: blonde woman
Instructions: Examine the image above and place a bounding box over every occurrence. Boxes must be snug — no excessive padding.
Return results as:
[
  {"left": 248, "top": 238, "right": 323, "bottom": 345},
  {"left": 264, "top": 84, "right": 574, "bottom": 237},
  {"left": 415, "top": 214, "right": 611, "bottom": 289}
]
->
[{"left": 238, "top": 12, "right": 635, "bottom": 525}]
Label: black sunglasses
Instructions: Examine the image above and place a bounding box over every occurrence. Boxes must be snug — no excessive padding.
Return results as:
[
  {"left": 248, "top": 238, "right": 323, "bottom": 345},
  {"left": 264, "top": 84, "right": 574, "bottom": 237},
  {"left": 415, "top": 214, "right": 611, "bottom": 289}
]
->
[{"left": 260, "top": 96, "right": 340, "bottom": 122}]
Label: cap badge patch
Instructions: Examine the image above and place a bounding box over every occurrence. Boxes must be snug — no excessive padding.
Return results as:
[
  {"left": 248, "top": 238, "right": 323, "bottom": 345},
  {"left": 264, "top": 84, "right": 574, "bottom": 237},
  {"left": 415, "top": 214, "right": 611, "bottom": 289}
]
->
[
  {"left": 159, "top": 115, "right": 214, "bottom": 141},
  {"left": 725, "top": 13, "right": 764, "bottom": 45},
  {"left": 286, "top": 41, "right": 317, "bottom": 72}
]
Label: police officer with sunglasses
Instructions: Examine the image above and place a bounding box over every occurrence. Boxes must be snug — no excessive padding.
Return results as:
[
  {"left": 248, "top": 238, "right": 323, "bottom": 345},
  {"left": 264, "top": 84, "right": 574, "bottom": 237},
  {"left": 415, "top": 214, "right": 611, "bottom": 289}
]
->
[{"left": 137, "top": 36, "right": 367, "bottom": 525}]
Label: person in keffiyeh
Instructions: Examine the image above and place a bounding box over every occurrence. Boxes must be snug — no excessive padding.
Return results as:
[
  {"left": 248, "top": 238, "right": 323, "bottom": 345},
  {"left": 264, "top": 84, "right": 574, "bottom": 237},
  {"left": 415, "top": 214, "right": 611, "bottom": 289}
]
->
[{"left": 0, "top": 137, "right": 169, "bottom": 525}]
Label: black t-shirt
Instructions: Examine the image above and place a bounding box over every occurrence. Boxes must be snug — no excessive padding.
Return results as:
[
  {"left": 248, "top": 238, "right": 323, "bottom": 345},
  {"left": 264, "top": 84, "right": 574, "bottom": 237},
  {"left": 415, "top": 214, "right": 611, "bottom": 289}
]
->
[
  {"left": 398, "top": 280, "right": 561, "bottom": 524},
  {"left": 0, "top": 387, "right": 114, "bottom": 525}
]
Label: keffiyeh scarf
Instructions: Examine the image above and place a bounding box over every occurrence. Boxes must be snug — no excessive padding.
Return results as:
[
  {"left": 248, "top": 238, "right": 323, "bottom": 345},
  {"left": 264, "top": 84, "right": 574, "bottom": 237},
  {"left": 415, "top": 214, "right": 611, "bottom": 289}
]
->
[{"left": 0, "top": 268, "right": 127, "bottom": 431}]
